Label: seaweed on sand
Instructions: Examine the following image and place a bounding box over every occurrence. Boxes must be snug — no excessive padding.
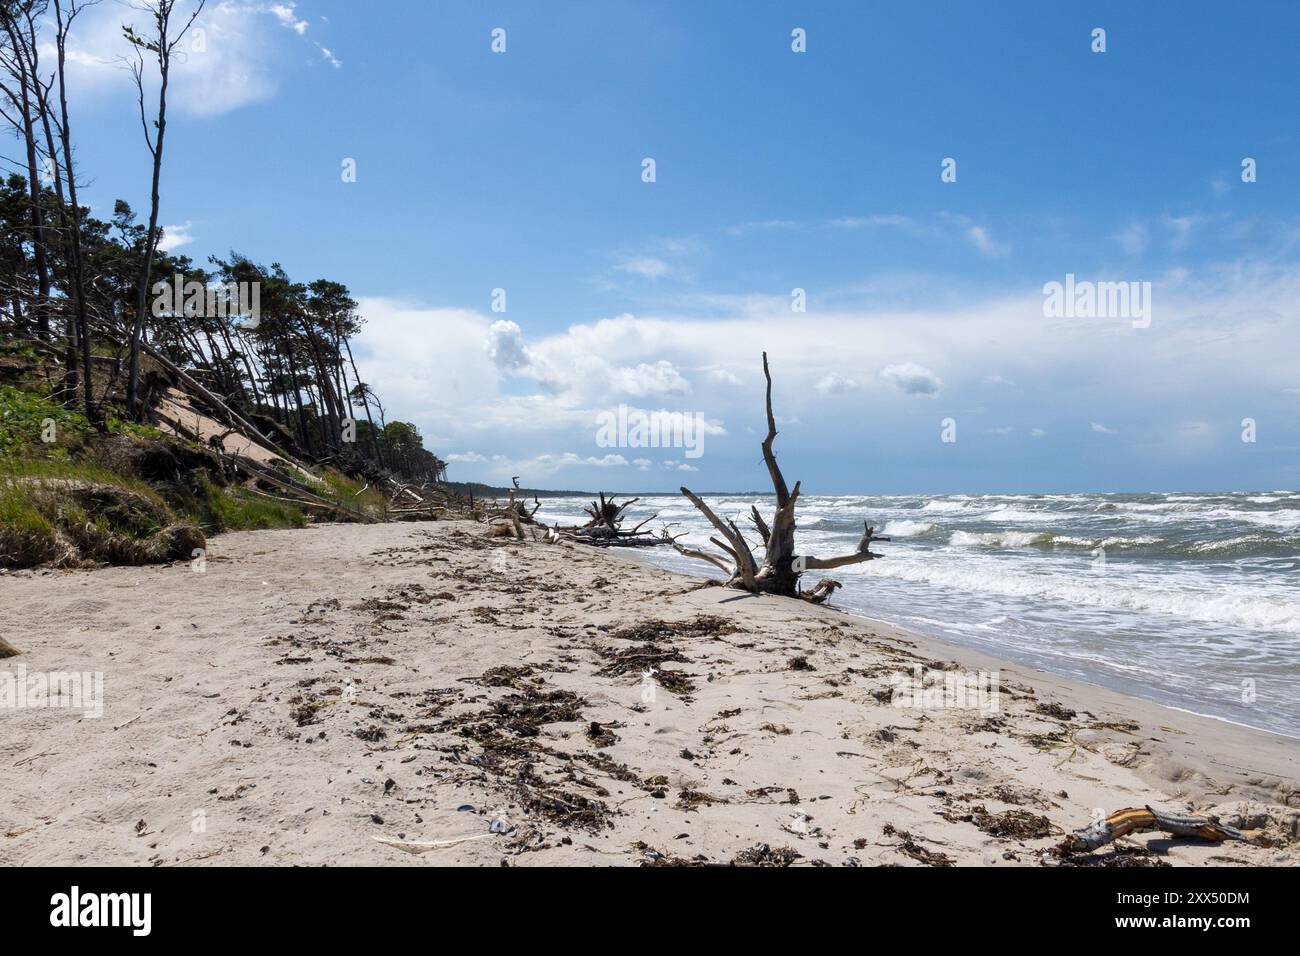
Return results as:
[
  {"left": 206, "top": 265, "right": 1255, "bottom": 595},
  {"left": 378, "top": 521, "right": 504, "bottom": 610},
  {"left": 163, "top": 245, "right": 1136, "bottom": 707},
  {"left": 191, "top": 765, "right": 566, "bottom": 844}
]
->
[
  {"left": 597, "top": 643, "right": 695, "bottom": 695},
  {"left": 882, "top": 824, "right": 954, "bottom": 867},
  {"left": 488, "top": 688, "right": 585, "bottom": 737},
  {"left": 608, "top": 615, "right": 742, "bottom": 642},
  {"left": 731, "top": 843, "right": 802, "bottom": 867},
  {"left": 944, "top": 804, "right": 1058, "bottom": 840}
]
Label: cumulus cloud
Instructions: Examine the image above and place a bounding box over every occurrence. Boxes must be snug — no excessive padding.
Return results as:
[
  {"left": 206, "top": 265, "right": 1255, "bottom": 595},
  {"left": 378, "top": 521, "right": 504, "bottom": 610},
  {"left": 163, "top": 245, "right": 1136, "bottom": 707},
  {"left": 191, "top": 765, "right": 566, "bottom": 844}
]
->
[
  {"left": 351, "top": 260, "right": 1300, "bottom": 487},
  {"left": 157, "top": 221, "right": 194, "bottom": 253},
  {"left": 814, "top": 372, "right": 860, "bottom": 395},
  {"left": 610, "top": 360, "right": 690, "bottom": 397},
  {"left": 705, "top": 366, "right": 744, "bottom": 386},
  {"left": 486, "top": 319, "right": 531, "bottom": 372},
  {"left": 879, "top": 362, "right": 942, "bottom": 396}
]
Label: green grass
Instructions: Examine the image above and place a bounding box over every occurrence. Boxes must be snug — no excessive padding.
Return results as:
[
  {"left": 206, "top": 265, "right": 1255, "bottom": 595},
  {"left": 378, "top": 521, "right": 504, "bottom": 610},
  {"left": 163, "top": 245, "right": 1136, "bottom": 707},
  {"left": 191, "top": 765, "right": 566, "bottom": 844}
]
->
[
  {"left": 202, "top": 482, "right": 306, "bottom": 531},
  {"left": 0, "top": 368, "right": 351, "bottom": 566},
  {"left": 0, "top": 454, "right": 164, "bottom": 494},
  {"left": 321, "top": 467, "right": 389, "bottom": 519},
  {"left": 0, "top": 384, "right": 92, "bottom": 456}
]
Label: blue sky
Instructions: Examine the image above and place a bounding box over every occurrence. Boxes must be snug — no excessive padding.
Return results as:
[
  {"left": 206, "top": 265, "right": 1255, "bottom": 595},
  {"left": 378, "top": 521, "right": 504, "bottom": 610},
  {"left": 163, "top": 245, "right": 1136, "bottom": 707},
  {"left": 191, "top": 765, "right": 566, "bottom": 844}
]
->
[{"left": 66, "top": 0, "right": 1300, "bottom": 492}]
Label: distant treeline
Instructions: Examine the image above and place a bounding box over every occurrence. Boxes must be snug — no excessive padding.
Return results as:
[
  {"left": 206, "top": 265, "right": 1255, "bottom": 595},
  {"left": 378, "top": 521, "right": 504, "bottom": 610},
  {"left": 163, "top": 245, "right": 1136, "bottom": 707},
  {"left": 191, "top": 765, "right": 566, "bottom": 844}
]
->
[{"left": 0, "top": 0, "right": 444, "bottom": 483}]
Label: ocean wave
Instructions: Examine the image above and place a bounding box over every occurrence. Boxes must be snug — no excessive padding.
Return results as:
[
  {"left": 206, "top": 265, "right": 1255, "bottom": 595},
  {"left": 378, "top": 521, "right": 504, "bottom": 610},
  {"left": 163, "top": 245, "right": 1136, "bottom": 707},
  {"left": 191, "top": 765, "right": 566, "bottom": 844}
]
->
[
  {"left": 856, "top": 558, "right": 1300, "bottom": 633},
  {"left": 1190, "top": 534, "right": 1300, "bottom": 556},
  {"left": 882, "top": 519, "right": 938, "bottom": 538},
  {"left": 920, "top": 500, "right": 970, "bottom": 513},
  {"left": 949, "top": 530, "right": 1054, "bottom": 548}
]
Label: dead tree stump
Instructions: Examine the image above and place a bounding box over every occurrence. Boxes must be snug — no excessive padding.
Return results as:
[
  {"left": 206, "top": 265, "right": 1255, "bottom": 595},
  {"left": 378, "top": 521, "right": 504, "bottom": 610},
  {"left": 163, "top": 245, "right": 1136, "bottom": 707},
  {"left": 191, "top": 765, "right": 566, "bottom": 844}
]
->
[{"left": 677, "top": 352, "right": 887, "bottom": 602}]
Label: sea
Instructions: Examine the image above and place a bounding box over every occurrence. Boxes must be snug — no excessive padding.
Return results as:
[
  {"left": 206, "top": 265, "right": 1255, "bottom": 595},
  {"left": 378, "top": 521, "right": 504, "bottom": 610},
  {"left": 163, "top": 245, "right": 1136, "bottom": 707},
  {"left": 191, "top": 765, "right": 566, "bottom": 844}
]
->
[{"left": 534, "top": 491, "right": 1300, "bottom": 739}]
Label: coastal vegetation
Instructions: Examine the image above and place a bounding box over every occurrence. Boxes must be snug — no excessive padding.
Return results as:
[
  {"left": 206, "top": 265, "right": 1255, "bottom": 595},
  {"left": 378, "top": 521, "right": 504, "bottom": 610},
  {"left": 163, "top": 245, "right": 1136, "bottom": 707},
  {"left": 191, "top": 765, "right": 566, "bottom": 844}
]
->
[{"left": 0, "top": 0, "right": 446, "bottom": 566}]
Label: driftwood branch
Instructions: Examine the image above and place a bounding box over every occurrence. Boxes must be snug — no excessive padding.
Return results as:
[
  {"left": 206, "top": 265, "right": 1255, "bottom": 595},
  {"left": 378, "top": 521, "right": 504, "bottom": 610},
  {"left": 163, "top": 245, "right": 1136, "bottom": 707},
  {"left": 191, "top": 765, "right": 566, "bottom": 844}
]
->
[
  {"left": 552, "top": 491, "right": 673, "bottom": 549},
  {"left": 676, "top": 353, "right": 886, "bottom": 601},
  {"left": 1060, "top": 807, "right": 1251, "bottom": 855}
]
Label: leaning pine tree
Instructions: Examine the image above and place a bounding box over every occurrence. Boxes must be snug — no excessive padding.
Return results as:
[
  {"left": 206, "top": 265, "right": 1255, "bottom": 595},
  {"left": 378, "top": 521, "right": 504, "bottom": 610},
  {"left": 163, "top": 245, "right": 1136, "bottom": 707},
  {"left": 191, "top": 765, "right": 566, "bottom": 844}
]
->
[{"left": 675, "top": 353, "right": 888, "bottom": 603}]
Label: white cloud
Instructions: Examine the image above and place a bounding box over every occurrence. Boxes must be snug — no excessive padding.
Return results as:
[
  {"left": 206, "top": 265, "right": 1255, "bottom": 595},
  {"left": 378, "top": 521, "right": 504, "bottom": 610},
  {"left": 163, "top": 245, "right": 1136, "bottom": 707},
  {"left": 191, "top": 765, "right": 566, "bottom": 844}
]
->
[
  {"left": 831, "top": 214, "right": 910, "bottom": 229},
  {"left": 616, "top": 256, "right": 673, "bottom": 279},
  {"left": 486, "top": 319, "right": 531, "bottom": 372},
  {"left": 879, "top": 362, "right": 942, "bottom": 396},
  {"left": 814, "top": 372, "right": 860, "bottom": 395},
  {"left": 447, "top": 452, "right": 487, "bottom": 463},
  {"left": 724, "top": 219, "right": 799, "bottom": 237},
  {"left": 55, "top": 1, "right": 339, "bottom": 117},
  {"left": 966, "top": 225, "right": 1009, "bottom": 258},
  {"left": 269, "top": 3, "right": 309, "bottom": 35},
  {"left": 352, "top": 261, "right": 1300, "bottom": 487},
  {"left": 157, "top": 221, "right": 195, "bottom": 253},
  {"left": 611, "top": 360, "right": 690, "bottom": 397},
  {"left": 705, "top": 367, "right": 744, "bottom": 386}
]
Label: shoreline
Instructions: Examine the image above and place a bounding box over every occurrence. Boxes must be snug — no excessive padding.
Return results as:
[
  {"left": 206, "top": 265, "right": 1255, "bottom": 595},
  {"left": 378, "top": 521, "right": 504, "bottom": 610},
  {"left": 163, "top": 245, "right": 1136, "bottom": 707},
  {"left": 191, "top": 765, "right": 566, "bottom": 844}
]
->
[
  {"left": 2, "top": 521, "right": 1296, "bottom": 866},
  {"left": 603, "top": 543, "right": 1300, "bottom": 745}
]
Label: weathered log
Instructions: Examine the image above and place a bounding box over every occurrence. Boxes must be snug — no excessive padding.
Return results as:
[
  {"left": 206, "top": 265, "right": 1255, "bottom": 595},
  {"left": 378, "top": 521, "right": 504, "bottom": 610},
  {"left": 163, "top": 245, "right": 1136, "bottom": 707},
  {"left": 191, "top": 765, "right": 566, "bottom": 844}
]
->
[{"left": 1060, "top": 806, "right": 1252, "bottom": 854}]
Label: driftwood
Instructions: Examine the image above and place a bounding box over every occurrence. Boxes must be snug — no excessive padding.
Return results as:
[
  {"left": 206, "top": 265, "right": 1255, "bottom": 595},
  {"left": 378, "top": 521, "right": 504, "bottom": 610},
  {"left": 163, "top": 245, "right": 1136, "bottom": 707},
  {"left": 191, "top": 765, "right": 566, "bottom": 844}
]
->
[
  {"left": 553, "top": 492, "right": 674, "bottom": 548},
  {"left": 0, "top": 636, "right": 20, "bottom": 659},
  {"left": 676, "top": 353, "right": 888, "bottom": 602},
  {"left": 483, "top": 477, "right": 541, "bottom": 540},
  {"left": 1060, "top": 806, "right": 1252, "bottom": 854}
]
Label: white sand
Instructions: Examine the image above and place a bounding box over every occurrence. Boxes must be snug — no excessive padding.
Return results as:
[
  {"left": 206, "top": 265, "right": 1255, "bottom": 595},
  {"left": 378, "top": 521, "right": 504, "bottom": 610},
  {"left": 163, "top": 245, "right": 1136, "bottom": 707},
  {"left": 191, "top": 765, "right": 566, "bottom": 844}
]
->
[{"left": 1, "top": 521, "right": 1296, "bottom": 866}]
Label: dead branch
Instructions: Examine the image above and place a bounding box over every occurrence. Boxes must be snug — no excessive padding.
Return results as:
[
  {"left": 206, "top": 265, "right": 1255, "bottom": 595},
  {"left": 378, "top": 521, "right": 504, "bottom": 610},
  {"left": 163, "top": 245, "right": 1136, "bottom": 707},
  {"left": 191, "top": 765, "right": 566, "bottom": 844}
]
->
[
  {"left": 1060, "top": 807, "right": 1252, "bottom": 855},
  {"left": 677, "top": 353, "right": 886, "bottom": 601}
]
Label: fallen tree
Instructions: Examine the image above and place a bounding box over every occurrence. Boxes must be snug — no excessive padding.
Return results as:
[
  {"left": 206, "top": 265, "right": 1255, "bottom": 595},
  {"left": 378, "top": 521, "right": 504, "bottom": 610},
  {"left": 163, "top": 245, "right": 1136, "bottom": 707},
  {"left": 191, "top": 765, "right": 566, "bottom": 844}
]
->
[
  {"left": 676, "top": 352, "right": 887, "bottom": 602},
  {"left": 552, "top": 492, "right": 674, "bottom": 548}
]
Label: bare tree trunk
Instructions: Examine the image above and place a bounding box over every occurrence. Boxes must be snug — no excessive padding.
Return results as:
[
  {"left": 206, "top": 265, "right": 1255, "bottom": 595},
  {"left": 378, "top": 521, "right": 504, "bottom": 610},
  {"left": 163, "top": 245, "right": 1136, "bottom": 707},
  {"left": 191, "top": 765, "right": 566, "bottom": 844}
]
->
[
  {"left": 52, "top": 0, "right": 97, "bottom": 425},
  {"left": 0, "top": 11, "right": 51, "bottom": 339},
  {"left": 125, "top": 0, "right": 206, "bottom": 421}
]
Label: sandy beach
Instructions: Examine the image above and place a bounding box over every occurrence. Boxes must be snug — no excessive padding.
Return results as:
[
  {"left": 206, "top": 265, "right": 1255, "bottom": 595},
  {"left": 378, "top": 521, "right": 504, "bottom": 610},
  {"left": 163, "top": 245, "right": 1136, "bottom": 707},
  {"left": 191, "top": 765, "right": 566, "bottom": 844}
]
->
[{"left": 2, "top": 520, "right": 1297, "bottom": 867}]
